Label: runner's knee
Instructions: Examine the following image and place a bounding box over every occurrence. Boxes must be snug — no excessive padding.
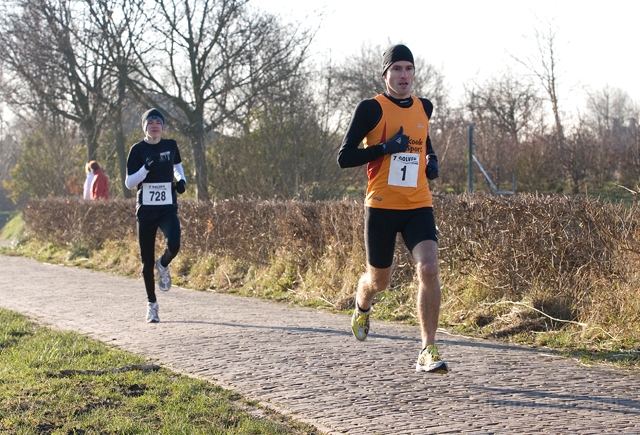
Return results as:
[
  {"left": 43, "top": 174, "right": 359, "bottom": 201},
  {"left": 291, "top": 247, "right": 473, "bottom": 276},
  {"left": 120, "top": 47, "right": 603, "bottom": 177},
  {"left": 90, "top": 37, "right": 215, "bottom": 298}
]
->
[
  {"left": 167, "top": 243, "right": 180, "bottom": 257},
  {"left": 416, "top": 260, "right": 438, "bottom": 282},
  {"left": 363, "top": 268, "right": 391, "bottom": 292}
]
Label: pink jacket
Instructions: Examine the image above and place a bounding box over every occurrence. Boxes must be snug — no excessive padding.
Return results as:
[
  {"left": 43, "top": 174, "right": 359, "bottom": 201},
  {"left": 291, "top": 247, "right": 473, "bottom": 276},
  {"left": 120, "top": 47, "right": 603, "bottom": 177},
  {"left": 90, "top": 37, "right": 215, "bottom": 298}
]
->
[{"left": 90, "top": 169, "right": 110, "bottom": 200}]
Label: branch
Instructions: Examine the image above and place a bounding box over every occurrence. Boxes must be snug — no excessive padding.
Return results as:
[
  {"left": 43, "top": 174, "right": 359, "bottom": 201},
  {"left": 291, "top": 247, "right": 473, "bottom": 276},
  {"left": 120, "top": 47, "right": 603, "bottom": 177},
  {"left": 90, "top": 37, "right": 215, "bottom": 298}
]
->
[{"left": 481, "top": 300, "right": 588, "bottom": 327}]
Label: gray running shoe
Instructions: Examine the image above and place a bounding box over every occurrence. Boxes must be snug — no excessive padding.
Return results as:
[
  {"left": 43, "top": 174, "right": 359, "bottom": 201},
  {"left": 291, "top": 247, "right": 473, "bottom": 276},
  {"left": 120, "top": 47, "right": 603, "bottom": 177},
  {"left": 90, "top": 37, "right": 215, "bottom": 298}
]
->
[
  {"left": 156, "top": 258, "right": 171, "bottom": 291},
  {"left": 146, "top": 301, "right": 159, "bottom": 323}
]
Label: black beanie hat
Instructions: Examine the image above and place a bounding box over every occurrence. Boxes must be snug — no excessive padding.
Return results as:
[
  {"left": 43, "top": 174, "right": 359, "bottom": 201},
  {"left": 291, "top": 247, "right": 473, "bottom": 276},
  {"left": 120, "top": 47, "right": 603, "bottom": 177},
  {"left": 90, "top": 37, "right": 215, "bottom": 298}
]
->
[
  {"left": 142, "top": 108, "right": 165, "bottom": 132},
  {"left": 382, "top": 44, "right": 414, "bottom": 76}
]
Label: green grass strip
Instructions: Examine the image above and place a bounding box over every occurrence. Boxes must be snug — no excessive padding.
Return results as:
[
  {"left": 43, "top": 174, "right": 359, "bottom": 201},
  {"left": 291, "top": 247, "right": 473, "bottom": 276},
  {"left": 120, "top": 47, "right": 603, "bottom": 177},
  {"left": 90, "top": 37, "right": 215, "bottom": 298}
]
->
[{"left": 0, "top": 308, "right": 318, "bottom": 435}]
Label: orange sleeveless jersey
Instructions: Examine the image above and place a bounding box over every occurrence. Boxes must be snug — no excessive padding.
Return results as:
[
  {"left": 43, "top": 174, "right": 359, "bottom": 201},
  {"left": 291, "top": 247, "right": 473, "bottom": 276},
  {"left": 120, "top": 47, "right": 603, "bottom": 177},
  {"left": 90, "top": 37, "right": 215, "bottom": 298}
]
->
[{"left": 363, "top": 94, "right": 432, "bottom": 209}]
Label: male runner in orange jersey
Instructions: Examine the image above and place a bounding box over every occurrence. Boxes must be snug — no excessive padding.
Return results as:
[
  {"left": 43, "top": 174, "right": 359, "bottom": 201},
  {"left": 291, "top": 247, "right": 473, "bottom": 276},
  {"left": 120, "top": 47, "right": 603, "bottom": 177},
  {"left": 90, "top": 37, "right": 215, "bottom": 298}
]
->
[{"left": 337, "top": 44, "right": 447, "bottom": 373}]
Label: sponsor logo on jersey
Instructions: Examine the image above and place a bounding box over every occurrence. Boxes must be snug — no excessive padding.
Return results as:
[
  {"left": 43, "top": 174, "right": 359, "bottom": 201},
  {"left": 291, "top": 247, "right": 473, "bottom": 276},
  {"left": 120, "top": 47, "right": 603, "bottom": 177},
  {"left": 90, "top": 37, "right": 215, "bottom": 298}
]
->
[{"left": 407, "top": 136, "right": 424, "bottom": 153}]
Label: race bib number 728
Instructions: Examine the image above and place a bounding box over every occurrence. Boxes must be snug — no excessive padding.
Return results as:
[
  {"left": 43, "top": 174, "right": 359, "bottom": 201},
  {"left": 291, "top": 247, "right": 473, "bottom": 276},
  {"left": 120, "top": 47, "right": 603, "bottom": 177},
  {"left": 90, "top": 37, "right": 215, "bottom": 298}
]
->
[
  {"left": 388, "top": 153, "right": 419, "bottom": 187},
  {"left": 142, "top": 182, "right": 173, "bottom": 205}
]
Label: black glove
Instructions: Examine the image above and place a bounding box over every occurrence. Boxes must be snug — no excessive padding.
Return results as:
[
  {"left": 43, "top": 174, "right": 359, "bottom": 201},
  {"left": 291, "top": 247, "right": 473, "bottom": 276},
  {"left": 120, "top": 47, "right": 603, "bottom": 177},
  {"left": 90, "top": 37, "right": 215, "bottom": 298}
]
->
[
  {"left": 381, "top": 127, "right": 409, "bottom": 155},
  {"left": 175, "top": 179, "right": 186, "bottom": 194},
  {"left": 144, "top": 154, "right": 160, "bottom": 171},
  {"left": 426, "top": 153, "right": 439, "bottom": 180}
]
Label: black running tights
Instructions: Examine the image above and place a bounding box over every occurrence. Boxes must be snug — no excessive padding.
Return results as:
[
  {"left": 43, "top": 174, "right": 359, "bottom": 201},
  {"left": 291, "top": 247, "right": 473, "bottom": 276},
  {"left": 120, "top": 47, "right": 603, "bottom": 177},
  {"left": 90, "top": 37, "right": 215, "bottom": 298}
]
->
[{"left": 137, "top": 209, "right": 181, "bottom": 302}]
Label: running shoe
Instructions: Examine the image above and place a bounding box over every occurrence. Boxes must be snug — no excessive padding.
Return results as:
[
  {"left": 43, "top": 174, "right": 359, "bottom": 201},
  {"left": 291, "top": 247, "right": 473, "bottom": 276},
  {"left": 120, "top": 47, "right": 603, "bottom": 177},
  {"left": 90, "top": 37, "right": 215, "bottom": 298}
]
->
[
  {"left": 351, "top": 305, "right": 371, "bottom": 341},
  {"left": 415, "top": 344, "right": 449, "bottom": 374},
  {"left": 146, "top": 301, "right": 159, "bottom": 323},
  {"left": 156, "top": 257, "right": 171, "bottom": 291}
]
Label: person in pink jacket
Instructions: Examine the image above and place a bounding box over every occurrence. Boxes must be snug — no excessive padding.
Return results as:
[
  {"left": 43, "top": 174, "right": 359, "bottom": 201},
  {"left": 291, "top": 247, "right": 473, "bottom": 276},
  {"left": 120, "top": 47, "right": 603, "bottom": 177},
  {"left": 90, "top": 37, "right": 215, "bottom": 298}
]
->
[{"left": 89, "top": 160, "right": 110, "bottom": 200}]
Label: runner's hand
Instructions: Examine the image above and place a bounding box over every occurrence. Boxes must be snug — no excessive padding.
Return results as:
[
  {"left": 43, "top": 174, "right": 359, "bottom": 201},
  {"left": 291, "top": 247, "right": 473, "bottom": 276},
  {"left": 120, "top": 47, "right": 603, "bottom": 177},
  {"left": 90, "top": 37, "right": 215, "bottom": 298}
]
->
[
  {"left": 175, "top": 179, "right": 186, "bottom": 194},
  {"left": 382, "top": 127, "right": 409, "bottom": 155},
  {"left": 144, "top": 154, "right": 159, "bottom": 171},
  {"left": 427, "top": 153, "right": 439, "bottom": 180}
]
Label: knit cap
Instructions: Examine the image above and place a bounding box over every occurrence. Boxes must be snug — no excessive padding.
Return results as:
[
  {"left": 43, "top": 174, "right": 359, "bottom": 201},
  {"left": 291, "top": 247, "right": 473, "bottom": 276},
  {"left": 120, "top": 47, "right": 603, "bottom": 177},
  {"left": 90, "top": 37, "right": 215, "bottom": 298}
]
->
[
  {"left": 382, "top": 44, "right": 414, "bottom": 75},
  {"left": 141, "top": 108, "right": 164, "bottom": 132}
]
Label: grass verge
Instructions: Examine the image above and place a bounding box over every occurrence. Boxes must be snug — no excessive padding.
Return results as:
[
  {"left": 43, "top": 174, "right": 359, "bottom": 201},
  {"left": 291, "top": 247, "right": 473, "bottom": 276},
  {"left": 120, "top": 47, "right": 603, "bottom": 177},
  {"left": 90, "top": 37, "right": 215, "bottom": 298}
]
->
[
  {"left": 0, "top": 308, "right": 319, "bottom": 435},
  {"left": 0, "top": 211, "right": 23, "bottom": 242}
]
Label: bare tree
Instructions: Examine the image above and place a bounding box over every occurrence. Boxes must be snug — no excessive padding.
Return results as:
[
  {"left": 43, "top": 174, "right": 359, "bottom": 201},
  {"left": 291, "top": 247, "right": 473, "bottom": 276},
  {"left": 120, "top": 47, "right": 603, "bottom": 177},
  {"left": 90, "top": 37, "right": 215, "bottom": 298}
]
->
[
  {"left": 564, "top": 122, "right": 599, "bottom": 193},
  {"left": 464, "top": 72, "right": 542, "bottom": 190},
  {"left": 82, "top": 0, "right": 147, "bottom": 198},
  {"left": 584, "top": 86, "right": 640, "bottom": 188},
  {"left": 432, "top": 109, "right": 473, "bottom": 193},
  {"left": 510, "top": 21, "right": 595, "bottom": 193},
  {"left": 512, "top": 22, "right": 565, "bottom": 142},
  {"left": 466, "top": 73, "right": 540, "bottom": 144},
  {"left": 205, "top": 59, "right": 346, "bottom": 200},
  {"left": 0, "top": 0, "right": 114, "bottom": 162},
  {"left": 585, "top": 86, "right": 635, "bottom": 133},
  {"left": 3, "top": 114, "right": 84, "bottom": 203},
  {"left": 0, "top": 108, "right": 22, "bottom": 209},
  {"left": 124, "top": 0, "right": 315, "bottom": 200}
]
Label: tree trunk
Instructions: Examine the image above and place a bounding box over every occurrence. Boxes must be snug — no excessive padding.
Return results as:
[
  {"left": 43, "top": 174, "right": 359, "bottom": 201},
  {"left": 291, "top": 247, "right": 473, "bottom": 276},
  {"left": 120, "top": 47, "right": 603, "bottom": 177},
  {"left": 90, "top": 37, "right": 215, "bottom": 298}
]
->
[
  {"left": 191, "top": 136, "right": 209, "bottom": 201},
  {"left": 82, "top": 118, "right": 99, "bottom": 162},
  {"left": 185, "top": 112, "right": 209, "bottom": 201},
  {"left": 114, "top": 78, "right": 132, "bottom": 198}
]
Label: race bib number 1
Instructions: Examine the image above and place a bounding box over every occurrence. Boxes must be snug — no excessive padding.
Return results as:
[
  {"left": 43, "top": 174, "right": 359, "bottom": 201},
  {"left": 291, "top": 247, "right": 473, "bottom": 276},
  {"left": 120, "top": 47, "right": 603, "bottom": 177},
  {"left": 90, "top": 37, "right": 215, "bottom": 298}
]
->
[
  {"left": 388, "top": 153, "right": 419, "bottom": 187},
  {"left": 142, "top": 182, "right": 173, "bottom": 205}
]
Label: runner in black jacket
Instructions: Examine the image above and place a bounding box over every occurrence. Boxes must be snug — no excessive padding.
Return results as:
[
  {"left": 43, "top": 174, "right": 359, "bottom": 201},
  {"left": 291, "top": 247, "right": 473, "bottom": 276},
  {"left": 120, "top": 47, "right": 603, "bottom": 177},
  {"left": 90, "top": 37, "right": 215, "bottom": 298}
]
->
[{"left": 125, "top": 108, "right": 187, "bottom": 323}]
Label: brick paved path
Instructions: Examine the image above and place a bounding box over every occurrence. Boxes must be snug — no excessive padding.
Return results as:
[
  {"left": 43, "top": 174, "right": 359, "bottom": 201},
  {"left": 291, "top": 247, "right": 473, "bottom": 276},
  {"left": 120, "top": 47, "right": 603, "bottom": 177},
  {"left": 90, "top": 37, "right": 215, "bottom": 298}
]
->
[{"left": 1, "top": 254, "right": 639, "bottom": 434}]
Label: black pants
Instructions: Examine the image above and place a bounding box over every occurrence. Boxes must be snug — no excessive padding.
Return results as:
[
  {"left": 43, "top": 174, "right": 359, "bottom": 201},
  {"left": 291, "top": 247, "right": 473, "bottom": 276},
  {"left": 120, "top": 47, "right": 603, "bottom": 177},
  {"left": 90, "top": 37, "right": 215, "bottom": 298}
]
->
[{"left": 137, "top": 208, "right": 181, "bottom": 302}]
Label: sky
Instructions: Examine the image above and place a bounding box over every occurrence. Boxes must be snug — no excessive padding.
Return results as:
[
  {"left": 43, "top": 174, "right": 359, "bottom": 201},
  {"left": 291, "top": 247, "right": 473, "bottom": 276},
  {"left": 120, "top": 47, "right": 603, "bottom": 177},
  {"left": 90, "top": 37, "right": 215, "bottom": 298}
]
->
[{"left": 258, "top": 0, "right": 640, "bottom": 116}]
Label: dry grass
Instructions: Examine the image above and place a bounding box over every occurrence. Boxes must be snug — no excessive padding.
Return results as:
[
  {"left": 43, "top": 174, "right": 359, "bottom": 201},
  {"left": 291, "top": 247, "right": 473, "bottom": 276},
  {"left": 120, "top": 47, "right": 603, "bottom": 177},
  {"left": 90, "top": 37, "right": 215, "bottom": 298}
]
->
[{"left": 19, "top": 194, "right": 640, "bottom": 355}]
